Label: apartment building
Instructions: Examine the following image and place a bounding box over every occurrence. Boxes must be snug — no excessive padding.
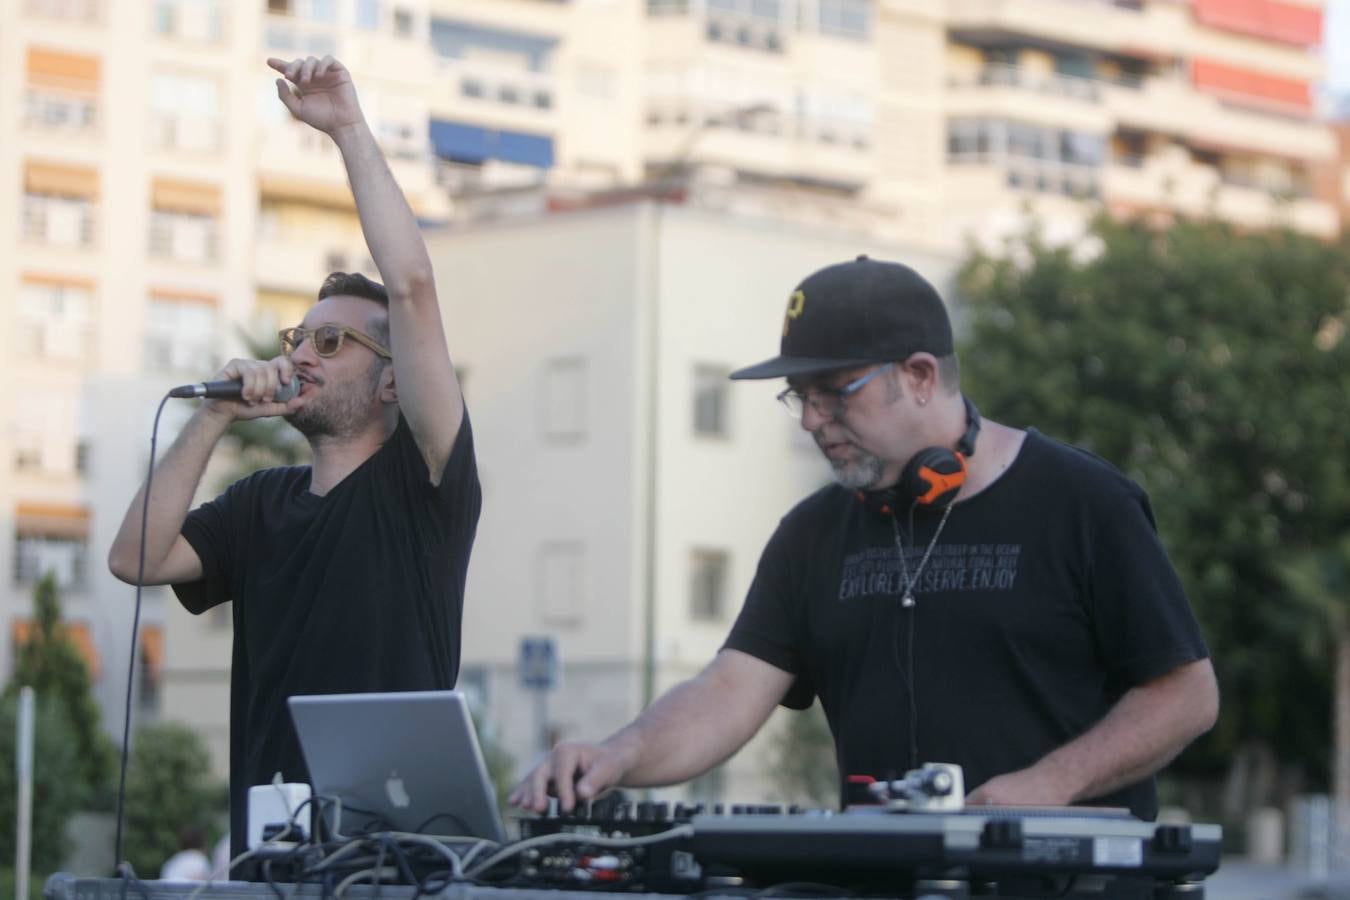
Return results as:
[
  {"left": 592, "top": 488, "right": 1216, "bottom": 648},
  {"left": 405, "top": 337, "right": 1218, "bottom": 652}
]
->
[
  {"left": 1, "top": 0, "right": 1337, "bottom": 795},
  {"left": 942, "top": 0, "right": 1336, "bottom": 244}
]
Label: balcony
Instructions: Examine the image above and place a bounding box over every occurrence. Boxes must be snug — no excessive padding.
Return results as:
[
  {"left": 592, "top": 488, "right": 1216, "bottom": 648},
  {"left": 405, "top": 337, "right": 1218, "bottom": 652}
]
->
[
  {"left": 1103, "top": 150, "right": 1337, "bottom": 238},
  {"left": 257, "top": 120, "right": 437, "bottom": 208},
  {"left": 946, "top": 63, "right": 1110, "bottom": 132},
  {"left": 644, "top": 100, "right": 873, "bottom": 188},
  {"left": 1099, "top": 76, "right": 1334, "bottom": 162},
  {"left": 255, "top": 239, "right": 363, "bottom": 296},
  {"left": 704, "top": 8, "right": 787, "bottom": 54},
  {"left": 945, "top": 0, "right": 1188, "bottom": 59},
  {"left": 948, "top": 151, "right": 1100, "bottom": 200},
  {"left": 430, "top": 56, "right": 560, "bottom": 134},
  {"left": 949, "top": 64, "right": 1099, "bottom": 102}
]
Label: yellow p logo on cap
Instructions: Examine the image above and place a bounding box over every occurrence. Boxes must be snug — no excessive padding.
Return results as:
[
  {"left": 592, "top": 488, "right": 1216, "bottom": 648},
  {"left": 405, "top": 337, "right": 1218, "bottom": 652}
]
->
[{"left": 783, "top": 290, "right": 806, "bottom": 337}]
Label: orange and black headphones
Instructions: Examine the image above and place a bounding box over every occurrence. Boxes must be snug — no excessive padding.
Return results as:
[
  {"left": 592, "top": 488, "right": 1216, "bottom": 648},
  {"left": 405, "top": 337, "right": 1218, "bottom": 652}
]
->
[{"left": 857, "top": 395, "right": 981, "bottom": 514}]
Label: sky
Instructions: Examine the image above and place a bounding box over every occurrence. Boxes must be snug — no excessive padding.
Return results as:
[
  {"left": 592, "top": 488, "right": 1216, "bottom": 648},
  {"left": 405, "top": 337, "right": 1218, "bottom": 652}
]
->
[{"left": 1327, "top": 0, "right": 1350, "bottom": 94}]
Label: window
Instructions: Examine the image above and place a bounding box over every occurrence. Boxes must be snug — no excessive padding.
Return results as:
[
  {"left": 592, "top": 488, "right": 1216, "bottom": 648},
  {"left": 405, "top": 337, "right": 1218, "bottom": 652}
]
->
[
  {"left": 14, "top": 390, "right": 80, "bottom": 474},
  {"left": 144, "top": 290, "right": 219, "bottom": 373},
  {"left": 705, "top": 0, "right": 786, "bottom": 51},
  {"left": 690, "top": 549, "right": 729, "bottom": 621},
  {"left": 15, "top": 441, "right": 42, "bottom": 472},
  {"left": 306, "top": 0, "right": 337, "bottom": 23},
  {"left": 537, "top": 542, "right": 585, "bottom": 625},
  {"left": 14, "top": 503, "right": 91, "bottom": 590},
  {"left": 149, "top": 212, "right": 218, "bottom": 261},
  {"left": 22, "top": 161, "right": 98, "bottom": 247},
  {"left": 24, "top": 48, "right": 100, "bottom": 133},
  {"left": 18, "top": 276, "right": 93, "bottom": 361},
  {"left": 149, "top": 178, "right": 221, "bottom": 262},
  {"left": 818, "top": 0, "right": 870, "bottom": 39},
  {"left": 693, "top": 365, "right": 730, "bottom": 437},
  {"left": 540, "top": 358, "right": 587, "bottom": 442},
  {"left": 151, "top": 0, "right": 224, "bottom": 42},
  {"left": 24, "top": 0, "right": 101, "bottom": 21},
  {"left": 430, "top": 19, "right": 557, "bottom": 72},
  {"left": 151, "top": 72, "right": 221, "bottom": 151},
  {"left": 356, "top": 0, "right": 380, "bottom": 29}
]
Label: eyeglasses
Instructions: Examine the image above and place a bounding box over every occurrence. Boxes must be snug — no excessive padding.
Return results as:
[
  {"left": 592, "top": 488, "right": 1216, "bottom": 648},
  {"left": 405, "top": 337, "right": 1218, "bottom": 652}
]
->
[
  {"left": 777, "top": 363, "right": 895, "bottom": 419},
  {"left": 279, "top": 324, "right": 392, "bottom": 360}
]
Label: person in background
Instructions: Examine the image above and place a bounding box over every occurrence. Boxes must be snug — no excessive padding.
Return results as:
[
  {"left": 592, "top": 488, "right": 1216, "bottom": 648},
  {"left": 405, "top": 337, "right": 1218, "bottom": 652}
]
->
[{"left": 513, "top": 256, "right": 1218, "bottom": 818}]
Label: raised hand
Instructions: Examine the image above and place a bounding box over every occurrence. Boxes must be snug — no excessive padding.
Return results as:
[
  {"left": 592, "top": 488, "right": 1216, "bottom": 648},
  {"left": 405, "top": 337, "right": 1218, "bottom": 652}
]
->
[{"left": 268, "top": 56, "right": 363, "bottom": 136}]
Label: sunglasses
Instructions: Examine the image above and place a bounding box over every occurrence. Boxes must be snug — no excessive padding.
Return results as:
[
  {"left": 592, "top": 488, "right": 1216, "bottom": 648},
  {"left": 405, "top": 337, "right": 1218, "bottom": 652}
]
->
[{"left": 278, "top": 324, "right": 392, "bottom": 359}]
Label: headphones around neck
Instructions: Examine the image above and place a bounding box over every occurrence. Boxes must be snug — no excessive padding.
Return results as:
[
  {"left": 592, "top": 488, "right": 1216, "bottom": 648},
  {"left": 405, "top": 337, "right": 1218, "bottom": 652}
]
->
[{"left": 857, "top": 395, "right": 981, "bottom": 514}]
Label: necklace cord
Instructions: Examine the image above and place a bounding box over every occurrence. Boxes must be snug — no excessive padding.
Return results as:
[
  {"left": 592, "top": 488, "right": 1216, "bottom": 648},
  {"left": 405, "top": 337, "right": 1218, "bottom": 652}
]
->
[{"left": 889, "top": 503, "right": 954, "bottom": 770}]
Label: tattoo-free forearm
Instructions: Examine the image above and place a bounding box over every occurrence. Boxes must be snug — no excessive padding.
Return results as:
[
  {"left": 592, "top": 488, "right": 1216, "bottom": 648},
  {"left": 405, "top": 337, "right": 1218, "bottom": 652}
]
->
[
  {"left": 607, "top": 652, "right": 789, "bottom": 788},
  {"left": 331, "top": 120, "right": 433, "bottom": 299},
  {"left": 1030, "top": 659, "right": 1219, "bottom": 802},
  {"left": 107, "top": 408, "right": 230, "bottom": 584}
]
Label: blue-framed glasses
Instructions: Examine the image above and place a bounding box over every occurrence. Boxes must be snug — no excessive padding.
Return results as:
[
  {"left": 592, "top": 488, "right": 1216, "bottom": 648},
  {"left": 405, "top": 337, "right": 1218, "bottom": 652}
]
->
[{"left": 776, "top": 363, "right": 895, "bottom": 419}]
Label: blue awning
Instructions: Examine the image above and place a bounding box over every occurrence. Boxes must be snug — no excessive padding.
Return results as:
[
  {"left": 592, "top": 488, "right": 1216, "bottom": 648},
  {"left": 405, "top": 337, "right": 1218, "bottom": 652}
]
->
[{"left": 429, "top": 119, "right": 554, "bottom": 168}]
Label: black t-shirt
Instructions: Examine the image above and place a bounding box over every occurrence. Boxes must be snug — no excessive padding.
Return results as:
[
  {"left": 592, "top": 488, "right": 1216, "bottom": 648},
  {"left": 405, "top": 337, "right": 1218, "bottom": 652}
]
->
[
  {"left": 725, "top": 429, "right": 1208, "bottom": 819},
  {"left": 173, "top": 413, "right": 481, "bottom": 859}
]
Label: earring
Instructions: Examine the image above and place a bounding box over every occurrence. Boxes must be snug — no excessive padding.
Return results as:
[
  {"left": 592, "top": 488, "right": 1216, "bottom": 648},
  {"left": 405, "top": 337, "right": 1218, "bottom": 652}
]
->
[{"left": 918, "top": 397, "right": 927, "bottom": 407}]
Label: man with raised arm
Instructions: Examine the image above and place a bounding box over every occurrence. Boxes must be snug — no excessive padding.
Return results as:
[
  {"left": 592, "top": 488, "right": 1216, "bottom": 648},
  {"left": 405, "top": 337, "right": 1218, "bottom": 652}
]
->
[
  {"left": 109, "top": 56, "right": 478, "bottom": 862},
  {"left": 512, "top": 257, "right": 1217, "bottom": 820}
]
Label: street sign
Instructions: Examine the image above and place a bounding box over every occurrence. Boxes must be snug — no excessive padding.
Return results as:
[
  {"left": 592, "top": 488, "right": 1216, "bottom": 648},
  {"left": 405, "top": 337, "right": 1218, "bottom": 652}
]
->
[{"left": 520, "top": 636, "right": 558, "bottom": 691}]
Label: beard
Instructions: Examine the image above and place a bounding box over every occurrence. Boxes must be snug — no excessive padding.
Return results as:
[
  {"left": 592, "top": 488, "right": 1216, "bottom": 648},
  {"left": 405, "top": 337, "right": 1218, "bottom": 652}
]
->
[
  {"left": 286, "top": 366, "right": 383, "bottom": 439},
  {"left": 828, "top": 450, "right": 886, "bottom": 490},
  {"left": 815, "top": 431, "right": 886, "bottom": 490}
]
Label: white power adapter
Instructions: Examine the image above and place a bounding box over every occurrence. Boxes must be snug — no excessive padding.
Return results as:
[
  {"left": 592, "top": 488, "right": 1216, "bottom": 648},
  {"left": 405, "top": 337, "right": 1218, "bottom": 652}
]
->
[{"left": 247, "top": 782, "right": 312, "bottom": 849}]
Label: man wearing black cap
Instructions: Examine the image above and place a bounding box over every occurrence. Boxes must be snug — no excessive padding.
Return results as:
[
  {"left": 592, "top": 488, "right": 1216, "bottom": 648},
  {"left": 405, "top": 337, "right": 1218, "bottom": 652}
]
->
[{"left": 512, "top": 257, "right": 1217, "bottom": 818}]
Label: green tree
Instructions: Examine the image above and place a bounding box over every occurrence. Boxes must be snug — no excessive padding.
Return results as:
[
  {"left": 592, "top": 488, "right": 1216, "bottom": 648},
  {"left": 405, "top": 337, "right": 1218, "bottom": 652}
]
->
[
  {"left": 1281, "top": 537, "right": 1350, "bottom": 817},
  {"left": 956, "top": 214, "right": 1350, "bottom": 802},
  {"left": 767, "top": 702, "right": 838, "bottom": 807},
  {"left": 6, "top": 573, "right": 116, "bottom": 807},
  {"left": 121, "top": 722, "right": 223, "bottom": 877},
  {"left": 0, "top": 695, "right": 85, "bottom": 887}
]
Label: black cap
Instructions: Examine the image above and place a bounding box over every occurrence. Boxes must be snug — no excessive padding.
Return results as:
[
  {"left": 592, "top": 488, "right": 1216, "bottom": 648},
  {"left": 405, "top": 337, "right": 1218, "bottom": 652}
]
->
[{"left": 729, "top": 256, "right": 953, "bottom": 380}]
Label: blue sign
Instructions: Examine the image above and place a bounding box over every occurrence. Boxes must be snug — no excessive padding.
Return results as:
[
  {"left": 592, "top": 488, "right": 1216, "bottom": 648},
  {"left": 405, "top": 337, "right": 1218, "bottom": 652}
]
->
[{"left": 519, "top": 636, "right": 558, "bottom": 691}]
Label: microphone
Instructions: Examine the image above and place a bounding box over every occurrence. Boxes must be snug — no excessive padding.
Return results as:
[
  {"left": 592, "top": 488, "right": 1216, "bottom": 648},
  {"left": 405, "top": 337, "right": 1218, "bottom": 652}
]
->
[{"left": 169, "top": 376, "right": 301, "bottom": 402}]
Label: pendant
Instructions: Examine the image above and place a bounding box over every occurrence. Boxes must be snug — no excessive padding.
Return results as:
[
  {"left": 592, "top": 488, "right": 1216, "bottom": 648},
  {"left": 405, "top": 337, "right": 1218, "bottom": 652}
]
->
[{"left": 901, "top": 593, "right": 915, "bottom": 608}]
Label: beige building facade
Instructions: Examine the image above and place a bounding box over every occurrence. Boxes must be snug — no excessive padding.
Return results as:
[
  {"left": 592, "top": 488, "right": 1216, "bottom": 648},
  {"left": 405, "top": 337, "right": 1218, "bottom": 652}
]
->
[{"left": 0, "top": 0, "right": 1336, "bottom": 799}]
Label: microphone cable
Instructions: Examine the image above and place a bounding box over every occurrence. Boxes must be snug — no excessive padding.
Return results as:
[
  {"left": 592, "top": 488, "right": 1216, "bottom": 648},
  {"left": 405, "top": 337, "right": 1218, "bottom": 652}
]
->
[{"left": 113, "top": 391, "right": 174, "bottom": 877}]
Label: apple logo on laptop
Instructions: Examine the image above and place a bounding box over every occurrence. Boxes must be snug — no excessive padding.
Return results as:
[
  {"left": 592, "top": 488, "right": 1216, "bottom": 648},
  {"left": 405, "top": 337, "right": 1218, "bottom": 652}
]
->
[{"left": 386, "top": 770, "right": 411, "bottom": 808}]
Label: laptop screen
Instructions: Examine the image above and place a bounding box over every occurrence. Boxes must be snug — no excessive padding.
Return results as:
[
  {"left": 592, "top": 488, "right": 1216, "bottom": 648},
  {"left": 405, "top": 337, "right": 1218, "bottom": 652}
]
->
[{"left": 288, "top": 690, "right": 508, "bottom": 843}]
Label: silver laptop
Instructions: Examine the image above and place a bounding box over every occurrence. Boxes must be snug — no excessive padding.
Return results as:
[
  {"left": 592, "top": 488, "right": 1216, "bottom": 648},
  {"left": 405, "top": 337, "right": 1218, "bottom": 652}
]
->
[{"left": 288, "top": 690, "right": 508, "bottom": 843}]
